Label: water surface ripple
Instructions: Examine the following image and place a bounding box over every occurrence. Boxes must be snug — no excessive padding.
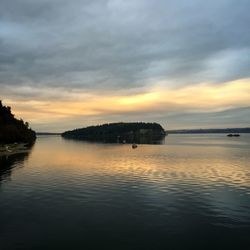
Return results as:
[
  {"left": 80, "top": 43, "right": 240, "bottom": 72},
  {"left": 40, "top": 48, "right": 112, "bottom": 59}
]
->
[{"left": 0, "top": 134, "right": 250, "bottom": 249}]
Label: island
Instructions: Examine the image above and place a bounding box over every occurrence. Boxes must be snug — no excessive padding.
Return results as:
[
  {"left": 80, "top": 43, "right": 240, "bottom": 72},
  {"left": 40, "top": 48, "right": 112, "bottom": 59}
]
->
[
  {"left": 62, "top": 122, "right": 166, "bottom": 144},
  {"left": 0, "top": 100, "right": 36, "bottom": 155}
]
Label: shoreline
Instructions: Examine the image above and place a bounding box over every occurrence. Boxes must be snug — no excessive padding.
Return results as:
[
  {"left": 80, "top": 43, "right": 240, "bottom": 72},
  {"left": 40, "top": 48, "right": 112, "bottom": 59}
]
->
[{"left": 0, "top": 143, "right": 31, "bottom": 157}]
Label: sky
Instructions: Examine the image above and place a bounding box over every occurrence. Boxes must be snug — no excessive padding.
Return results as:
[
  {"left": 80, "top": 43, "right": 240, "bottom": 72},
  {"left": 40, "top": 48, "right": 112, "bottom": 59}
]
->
[{"left": 0, "top": 0, "right": 250, "bottom": 132}]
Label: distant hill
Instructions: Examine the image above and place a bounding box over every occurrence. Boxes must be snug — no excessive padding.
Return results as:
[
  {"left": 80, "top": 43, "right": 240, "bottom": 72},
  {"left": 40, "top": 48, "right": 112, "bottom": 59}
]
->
[
  {"left": 62, "top": 122, "right": 166, "bottom": 144},
  {"left": 167, "top": 128, "right": 250, "bottom": 134},
  {"left": 0, "top": 100, "right": 36, "bottom": 144}
]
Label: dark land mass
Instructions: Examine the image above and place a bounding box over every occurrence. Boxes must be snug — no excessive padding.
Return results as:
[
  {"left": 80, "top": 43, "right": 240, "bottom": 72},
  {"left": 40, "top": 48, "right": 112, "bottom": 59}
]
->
[
  {"left": 0, "top": 100, "right": 36, "bottom": 144},
  {"left": 167, "top": 127, "right": 250, "bottom": 134},
  {"left": 62, "top": 122, "right": 166, "bottom": 144}
]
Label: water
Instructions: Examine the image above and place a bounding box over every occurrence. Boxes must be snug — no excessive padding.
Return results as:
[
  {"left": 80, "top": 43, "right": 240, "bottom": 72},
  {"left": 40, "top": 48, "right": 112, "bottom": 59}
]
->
[{"left": 0, "top": 134, "right": 250, "bottom": 249}]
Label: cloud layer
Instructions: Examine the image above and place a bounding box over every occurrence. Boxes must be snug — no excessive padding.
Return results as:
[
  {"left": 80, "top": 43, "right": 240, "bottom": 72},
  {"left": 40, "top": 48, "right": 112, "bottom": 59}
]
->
[{"left": 1, "top": 0, "right": 250, "bottom": 131}]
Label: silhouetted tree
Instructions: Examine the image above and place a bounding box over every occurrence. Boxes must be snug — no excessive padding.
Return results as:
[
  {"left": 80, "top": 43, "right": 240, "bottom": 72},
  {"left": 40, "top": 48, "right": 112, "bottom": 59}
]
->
[
  {"left": 62, "top": 122, "right": 166, "bottom": 143},
  {"left": 0, "top": 100, "right": 36, "bottom": 143}
]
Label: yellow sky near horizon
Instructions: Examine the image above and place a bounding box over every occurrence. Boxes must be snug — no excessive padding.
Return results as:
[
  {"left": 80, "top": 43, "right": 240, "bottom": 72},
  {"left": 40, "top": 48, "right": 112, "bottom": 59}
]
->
[{"left": 3, "top": 78, "right": 250, "bottom": 131}]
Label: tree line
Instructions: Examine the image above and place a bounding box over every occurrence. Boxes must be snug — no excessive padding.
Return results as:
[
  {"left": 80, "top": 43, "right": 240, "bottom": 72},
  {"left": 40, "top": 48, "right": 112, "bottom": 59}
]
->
[
  {"left": 62, "top": 122, "right": 166, "bottom": 143},
  {"left": 0, "top": 100, "right": 36, "bottom": 144}
]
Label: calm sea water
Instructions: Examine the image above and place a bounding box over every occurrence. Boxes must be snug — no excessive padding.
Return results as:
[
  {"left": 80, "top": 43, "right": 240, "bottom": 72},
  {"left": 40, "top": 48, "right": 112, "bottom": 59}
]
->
[{"left": 0, "top": 134, "right": 250, "bottom": 250}]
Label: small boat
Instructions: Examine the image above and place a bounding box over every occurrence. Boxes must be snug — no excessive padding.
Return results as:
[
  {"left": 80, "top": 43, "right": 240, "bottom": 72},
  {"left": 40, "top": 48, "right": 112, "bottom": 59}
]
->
[
  {"left": 132, "top": 143, "right": 138, "bottom": 149},
  {"left": 227, "top": 133, "right": 240, "bottom": 137}
]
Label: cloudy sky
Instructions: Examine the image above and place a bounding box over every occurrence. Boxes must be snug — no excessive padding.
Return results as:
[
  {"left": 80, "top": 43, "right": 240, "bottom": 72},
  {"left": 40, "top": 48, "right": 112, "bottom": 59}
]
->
[{"left": 1, "top": 0, "right": 250, "bottom": 132}]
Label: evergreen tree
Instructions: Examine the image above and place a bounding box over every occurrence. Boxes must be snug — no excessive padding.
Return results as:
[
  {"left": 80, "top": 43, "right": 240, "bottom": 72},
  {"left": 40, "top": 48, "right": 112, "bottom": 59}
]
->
[{"left": 0, "top": 100, "right": 36, "bottom": 143}]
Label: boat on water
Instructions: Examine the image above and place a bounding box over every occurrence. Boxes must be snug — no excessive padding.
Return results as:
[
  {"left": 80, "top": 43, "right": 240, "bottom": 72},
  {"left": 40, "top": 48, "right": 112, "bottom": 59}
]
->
[{"left": 227, "top": 134, "right": 240, "bottom": 137}]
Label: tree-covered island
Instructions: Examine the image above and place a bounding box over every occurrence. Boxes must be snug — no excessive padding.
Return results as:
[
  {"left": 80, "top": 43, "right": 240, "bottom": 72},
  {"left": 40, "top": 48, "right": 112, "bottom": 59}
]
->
[
  {"left": 0, "top": 100, "right": 36, "bottom": 144},
  {"left": 62, "top": 122, "right": 166, "bottom": 144}
]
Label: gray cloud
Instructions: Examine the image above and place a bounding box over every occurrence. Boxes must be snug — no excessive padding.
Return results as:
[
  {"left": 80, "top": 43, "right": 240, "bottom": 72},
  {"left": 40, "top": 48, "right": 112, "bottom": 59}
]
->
[
  {"left": 1, "top": 0, "right": 250, "bottom": 93},
  {"left": 32, "top": 106, "right": 250, "bottom": 132},
  {"left": 1, "top": 0, "right": 250, "bottom": 131},
  {"left": 163, "top": 106, "right": 250, "bottom": 129}
]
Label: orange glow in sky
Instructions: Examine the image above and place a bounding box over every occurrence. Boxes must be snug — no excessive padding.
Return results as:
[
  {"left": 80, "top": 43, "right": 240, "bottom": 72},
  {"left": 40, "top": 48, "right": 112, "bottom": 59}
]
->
[{"left": 3, "top": 78, "right": 250, "bottom": 132}]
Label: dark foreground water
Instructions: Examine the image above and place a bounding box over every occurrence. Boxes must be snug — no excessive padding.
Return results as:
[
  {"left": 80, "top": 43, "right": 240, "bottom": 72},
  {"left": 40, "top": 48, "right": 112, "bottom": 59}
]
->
[{"left": 0, "top": 134, "right": 250, "bottom": 250}]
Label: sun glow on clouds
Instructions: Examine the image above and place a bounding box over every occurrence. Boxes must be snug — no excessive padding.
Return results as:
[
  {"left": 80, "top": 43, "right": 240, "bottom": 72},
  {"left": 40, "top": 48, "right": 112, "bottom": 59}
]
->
[{"left": 4, "top": 78, "right": 250, "bottom": 131}]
